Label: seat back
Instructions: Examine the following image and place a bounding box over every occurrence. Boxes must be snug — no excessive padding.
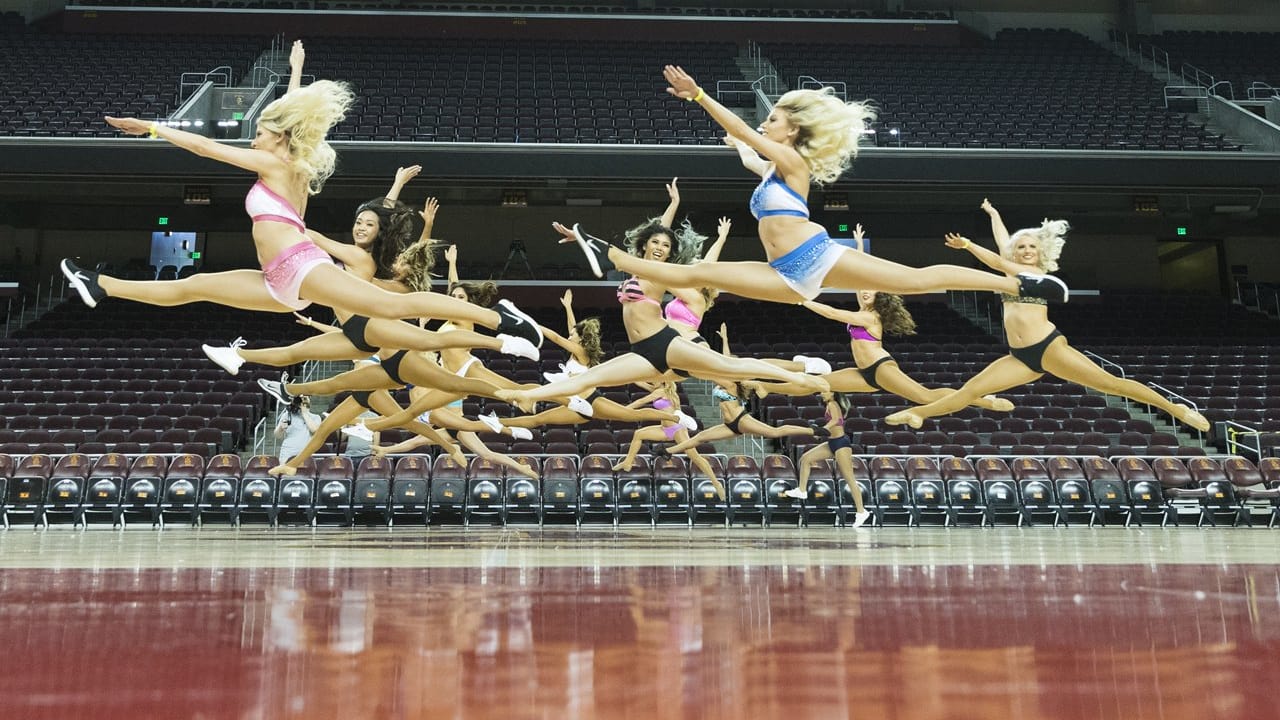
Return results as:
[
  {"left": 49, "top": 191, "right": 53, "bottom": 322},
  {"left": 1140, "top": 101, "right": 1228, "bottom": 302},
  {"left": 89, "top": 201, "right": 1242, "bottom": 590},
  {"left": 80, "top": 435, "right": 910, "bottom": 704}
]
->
[
  {"left": 1222, "top": 457, "right": 1263, "bottom": 488},
  {"left": 904, "top": 456, "right": 941, "bottom": 481},
  {"left": 940, "top": 457, "right": 977, "bottom": 481},
  {"left": 1080, "top": 456, "right": 1120, "bottom": 481}
]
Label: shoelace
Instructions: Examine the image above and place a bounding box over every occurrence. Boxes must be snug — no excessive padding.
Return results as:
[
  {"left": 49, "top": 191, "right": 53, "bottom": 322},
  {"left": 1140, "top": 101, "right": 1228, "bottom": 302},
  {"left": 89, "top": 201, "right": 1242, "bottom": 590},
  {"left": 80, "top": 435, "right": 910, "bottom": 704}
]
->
[{"left": 229, "top": 336, "right": 248, "bottom": 351}]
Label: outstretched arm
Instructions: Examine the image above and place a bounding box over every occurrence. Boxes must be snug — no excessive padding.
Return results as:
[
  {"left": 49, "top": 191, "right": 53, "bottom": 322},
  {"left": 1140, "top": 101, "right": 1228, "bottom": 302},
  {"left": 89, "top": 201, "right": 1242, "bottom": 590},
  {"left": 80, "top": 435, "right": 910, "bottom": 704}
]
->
[
  {"left": 945, "top": 233, "right": 1024, "bottom": 276},
  {"left": 305, "top": 228, "right": 375, "bottom": 272},
  {"left": 664, "top": 65, "right": 808, "bottom": 181},
  {"left": 981, "top": 198, "right": 1013, "bottom": 255},
  {"left": 659, "top": 177, "right": 681, "bottom": 229},
  {"left": 286, "top": 39, "right": 305, "bottom": 94},
  {"left": 385, "top": 165, "right": 421, "bottom": 205},
  {"left": 106, "top": 116, "right": 287, "bottom": 178},
  {"left": 626, "top": 386, "right": 667, "bottom": 409},
  {"left": 541, "top": 326, "right": 586, "bottom": 361},
  {"left": 802, "top": 299, "right": 876, "bottom": 328}
]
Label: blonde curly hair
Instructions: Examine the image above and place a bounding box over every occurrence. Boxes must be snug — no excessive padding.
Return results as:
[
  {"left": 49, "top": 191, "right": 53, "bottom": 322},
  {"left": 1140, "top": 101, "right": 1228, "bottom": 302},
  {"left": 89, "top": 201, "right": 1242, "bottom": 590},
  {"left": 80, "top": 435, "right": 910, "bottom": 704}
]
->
[
  {"left": 1006, "top": 219, "right": 1069, "bottom": 273},
  {"left": 392, "top": 237, "right": 441, "bottom": 292},
  {"left": 773, "top": 87, "right": 876, "bottom": 186},
  {"left": 257, "top": 79, "right": 354, "bottom": 195}
]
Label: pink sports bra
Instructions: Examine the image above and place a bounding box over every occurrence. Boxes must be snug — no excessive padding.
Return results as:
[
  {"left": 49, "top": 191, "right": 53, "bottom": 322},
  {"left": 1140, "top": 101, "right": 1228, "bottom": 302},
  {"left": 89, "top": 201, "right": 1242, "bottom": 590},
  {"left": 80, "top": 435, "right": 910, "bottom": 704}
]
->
[
  {"left": 617, "top": 276, "right": 660, "bottom": 306},
  {"left": 245, "top": 180, "right": 305, "bottom": 233},
  {"left": 664, "top": 297, "right": 702, "bottom": 329},
  {"left": 847, "top": 323, "right": 880, "bottom": 342}
]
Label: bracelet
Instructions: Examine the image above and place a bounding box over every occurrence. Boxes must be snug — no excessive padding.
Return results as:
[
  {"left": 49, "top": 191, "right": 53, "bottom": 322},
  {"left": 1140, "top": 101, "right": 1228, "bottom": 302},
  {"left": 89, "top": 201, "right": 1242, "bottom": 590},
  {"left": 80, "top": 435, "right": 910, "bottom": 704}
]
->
[
  {"left": 147, "top": 123, "right": 159, "bottom": 139},
  {"left": 960, "top": 239, "right": 971, "bottom": 249},
  {"left": 688, "top": 87, "right": 705, "bottom": 103}
]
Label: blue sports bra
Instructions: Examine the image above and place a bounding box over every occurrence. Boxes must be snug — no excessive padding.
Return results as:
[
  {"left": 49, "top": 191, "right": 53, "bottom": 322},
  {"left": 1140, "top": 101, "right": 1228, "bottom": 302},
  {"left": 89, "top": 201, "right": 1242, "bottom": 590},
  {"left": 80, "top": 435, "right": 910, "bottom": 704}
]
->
[{"left": 749, "top": 170, "right": 809, "bottom": 220}]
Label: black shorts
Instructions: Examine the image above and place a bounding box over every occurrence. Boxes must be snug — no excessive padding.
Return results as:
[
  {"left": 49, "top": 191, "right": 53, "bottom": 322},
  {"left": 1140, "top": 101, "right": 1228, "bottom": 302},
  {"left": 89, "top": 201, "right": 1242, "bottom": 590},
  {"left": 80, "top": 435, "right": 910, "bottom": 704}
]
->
[
  {"left": 724, "top": 407, "right": 750, "bottom": 435},
  {"left": 857, "top": 356, "right": 894, "bottom": 391},
  {"left": 350, "top": 390, "right": 373, "bottom": 410},
  {"left": 631, "top": 325, "right": 681, "bottom": 375},
  {"left": 380, "top": 350, "right": 411, "bottom": 386},
  {"left": 1009, "top": 329, "right": 1063, "bottom": 374},
  {"left": 340, "top": 315, "right": 379, "bottom": 354}
]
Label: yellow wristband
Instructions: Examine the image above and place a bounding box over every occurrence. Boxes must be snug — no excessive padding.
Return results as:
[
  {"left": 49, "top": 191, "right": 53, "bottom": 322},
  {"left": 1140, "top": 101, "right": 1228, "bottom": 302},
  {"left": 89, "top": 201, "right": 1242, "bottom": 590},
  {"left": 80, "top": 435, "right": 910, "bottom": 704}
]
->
[
  {"left": 960, "top": 239, "right": 971, "bottom": 249},
  {"left": 148, "top": 123, "right": 160, "bottom": 139},
  {"left": 688, "top": 87, "right": 705, "bottom": 103}
]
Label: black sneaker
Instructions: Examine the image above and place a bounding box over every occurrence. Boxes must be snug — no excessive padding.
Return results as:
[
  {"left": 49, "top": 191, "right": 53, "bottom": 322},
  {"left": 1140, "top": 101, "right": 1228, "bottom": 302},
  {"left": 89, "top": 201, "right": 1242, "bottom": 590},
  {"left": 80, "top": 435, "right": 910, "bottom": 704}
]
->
[
  {"left": 257, "top": 372, "right": 293, "bottom": 406},
  {"left": 812, "top": 426, "right": 831, "bottom": 439},
  {"left": 571, "top": 223, "right": 616, "bottom": 278},
  {"left": 1016, "top": 272, "right": 1069, "bottom": 303},
  {"left": 61, "top": 259, "right": 107, "bottom": 308},
  {"left": 495, "top": 299, "right": 544, "bottom": 348}
]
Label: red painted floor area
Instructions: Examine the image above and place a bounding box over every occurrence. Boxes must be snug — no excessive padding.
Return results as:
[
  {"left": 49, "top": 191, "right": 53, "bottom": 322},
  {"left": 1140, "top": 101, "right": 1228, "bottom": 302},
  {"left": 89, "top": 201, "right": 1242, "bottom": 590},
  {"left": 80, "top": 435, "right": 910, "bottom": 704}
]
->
[{"left": 2, "top": 563, "right": 1277, "bottom": 720}]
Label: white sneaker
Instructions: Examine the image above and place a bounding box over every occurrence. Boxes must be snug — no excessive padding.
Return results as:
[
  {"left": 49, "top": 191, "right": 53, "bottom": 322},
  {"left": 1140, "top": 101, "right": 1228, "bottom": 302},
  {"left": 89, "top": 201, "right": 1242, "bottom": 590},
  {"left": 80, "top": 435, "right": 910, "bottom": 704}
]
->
[
  {"left": 793, "top": 355, "right": 832, "bottom": 375},
  {"left": 851, "top": 510, "right": 873, "bottom": 529},
  {"left": 542, "top": 370, "right": 569, "bottom": 383},
  {"left": 567, "top": 395, "right": 594, "bottom": 417},
  {"left": 783, "top": 487, "right": 807, "bottom": 500},
  {"left": 342, "top": 423, "right": 373, "bottom": 442},
  {"left": 477, "top": 412, "right": 504, "bottom": 434},
  {"left": 508, "top": 427, "right": 533, "bottom": 441},
  {"left": 676, "top": 410, "right": 698, "bottom": 432},
  {"left": 202, "top": 337, "right": 247, "bottom": 375},
  {"left": 498, "top": 334, "right": 540, "bottom": 361}
]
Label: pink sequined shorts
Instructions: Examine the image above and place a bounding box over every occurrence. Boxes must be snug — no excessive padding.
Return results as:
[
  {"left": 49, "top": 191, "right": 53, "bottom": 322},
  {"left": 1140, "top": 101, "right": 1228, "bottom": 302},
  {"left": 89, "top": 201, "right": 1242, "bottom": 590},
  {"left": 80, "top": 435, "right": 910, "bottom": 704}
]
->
[{"left": 262, "top": 240, "right": 332, "bottom": 310}]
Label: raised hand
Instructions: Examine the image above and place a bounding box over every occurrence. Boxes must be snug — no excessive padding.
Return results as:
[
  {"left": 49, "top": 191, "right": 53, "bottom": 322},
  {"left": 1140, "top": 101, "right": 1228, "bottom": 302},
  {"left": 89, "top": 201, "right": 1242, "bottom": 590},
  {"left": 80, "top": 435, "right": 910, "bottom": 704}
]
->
[
  {"left": 944, "top": 232, "right": 972, "bottom": 250},
  {"left": 444, "top": 244, "right": 457, "bottom": 264},
  {"left": 560, "top": 289, "right": 573, "bottom": 307},
  {"left": 666, "top": 177, "right": 680, "bottom": 203},
  {"left": 419, "top": 197, "right": 439, "bottom": 224},
  {"left": 980, "top": 198, "right": 997, "bottom": 215},
  {"left": 853, "top": 223, "right": 865, "bottom": 241},
  {"left": 289, "top": 39, "right": 305, "bottom": 71},
  {"left": 663, "top": 65, "right": 700, "bottom": 100},
  {"left": 395, "top": 165, "right": 422, "bottom": 186},
  {"left": 717, "top": 216, "right": 732, "bottom": 237}
]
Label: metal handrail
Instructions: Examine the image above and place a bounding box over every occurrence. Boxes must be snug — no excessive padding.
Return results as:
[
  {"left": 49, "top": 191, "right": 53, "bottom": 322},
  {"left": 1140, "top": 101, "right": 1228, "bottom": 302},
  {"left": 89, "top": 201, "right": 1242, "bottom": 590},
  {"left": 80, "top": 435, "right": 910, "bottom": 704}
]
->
[
  {"left": 1246, "top": 82, "right": 1280, "bottom": 100},
  {"left": 1223, "top": 421, "right": 1263, "bottom": 460},
  {"left": 796, "top": 75, "right": 845, "bottom": 99},
  {"left": 178, "top": 66, "right": 232, "bottom": 104}
]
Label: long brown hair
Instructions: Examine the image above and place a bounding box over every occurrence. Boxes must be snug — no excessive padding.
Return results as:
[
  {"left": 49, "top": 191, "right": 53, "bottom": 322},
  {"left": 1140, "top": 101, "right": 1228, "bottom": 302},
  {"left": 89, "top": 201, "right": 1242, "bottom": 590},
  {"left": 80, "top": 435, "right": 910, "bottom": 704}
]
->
[
  {"left": 450, "top": 281, "right": 499, "bottom": 308},
  {"left": 872, "top": 293, "right": 916, "bottom": 336},
  {"left": 574, "top": 317, "right": 604, "bottom": 366}
]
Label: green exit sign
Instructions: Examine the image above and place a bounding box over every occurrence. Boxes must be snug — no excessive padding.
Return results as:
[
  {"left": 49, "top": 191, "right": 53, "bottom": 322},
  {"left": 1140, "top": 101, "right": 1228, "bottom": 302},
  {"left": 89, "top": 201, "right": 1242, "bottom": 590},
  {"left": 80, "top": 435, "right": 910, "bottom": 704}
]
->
[
  {"left": 1176, "top": 227, "right": 1187, "bottom": 236},
  {"left": 190, "top": 251, "right": 201, "bottom": 259},
  {"left": 837, "top": 223, "right": 849, "bottom": 232},
  {"left": 232, "top": 111, "right": 245, "bottom": 120},
  {"left": 157, "top": 217, "right": 169, "bottom": 226}
]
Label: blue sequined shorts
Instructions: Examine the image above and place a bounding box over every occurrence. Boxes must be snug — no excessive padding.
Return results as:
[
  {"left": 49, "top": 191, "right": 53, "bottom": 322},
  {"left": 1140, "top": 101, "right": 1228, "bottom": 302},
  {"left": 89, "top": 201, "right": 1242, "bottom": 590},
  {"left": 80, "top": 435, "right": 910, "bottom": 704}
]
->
[{"left": 767, "top": 230, "right": 847, "bottom": 300}]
